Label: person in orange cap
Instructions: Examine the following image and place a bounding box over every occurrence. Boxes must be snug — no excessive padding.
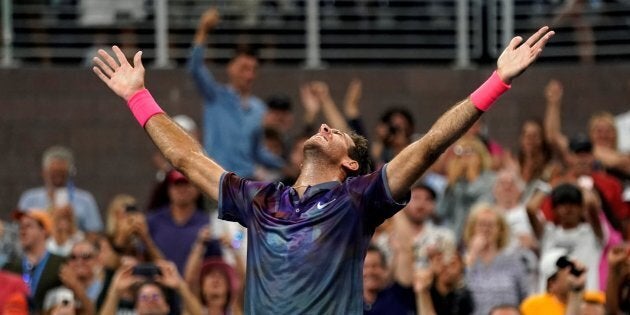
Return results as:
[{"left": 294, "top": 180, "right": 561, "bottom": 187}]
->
[{"left": 2, "top": 210, "right": 66, "bottom": 313}]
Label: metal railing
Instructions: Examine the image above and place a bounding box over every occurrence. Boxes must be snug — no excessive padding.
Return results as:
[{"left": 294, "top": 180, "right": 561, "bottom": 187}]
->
[
  {"left": 487, "top": 0, "right": 630, "bottom": 62},
  {"left": 2, "top": 0, "right": 630, "bottom": 68}
]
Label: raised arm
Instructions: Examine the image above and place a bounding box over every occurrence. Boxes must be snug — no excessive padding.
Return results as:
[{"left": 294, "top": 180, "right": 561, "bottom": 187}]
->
[
  {"left": 187, "top": 8, "right": 221, "bottom": 102},
  {"left": 386, "top": 27, "right": 555, "bottom": 199},
  {"left": 543, "top": 79, "right": 571, "bottom": 162},
  {"left": 93, "top": 46, "right": 225, "bottom": 201},
  {"left": 310, "top": 81, "right": 352, "bottom": 133}
]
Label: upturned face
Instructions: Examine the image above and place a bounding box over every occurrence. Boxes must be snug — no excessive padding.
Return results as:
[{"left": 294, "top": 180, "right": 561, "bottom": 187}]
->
[
  {"left": 303, "top": 124, "right": 357, "bottom": 170},
  {"left": 135, "top": 284, "right": 170, "bottom": 315}
]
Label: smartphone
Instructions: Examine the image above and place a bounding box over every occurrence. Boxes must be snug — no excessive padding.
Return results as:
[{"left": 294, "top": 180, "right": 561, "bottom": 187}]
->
[
  {"left": 125, "top": 204, "right": 140, "bottom": 213},
  {"left": 556, "top": 256, "right": 584, "bottom": 277},
  {"left": 132, "top": 263, "right": 162, "bottom": 278},
  {"left": 53, "top": 188, "right": 70, "bottom": 208}
]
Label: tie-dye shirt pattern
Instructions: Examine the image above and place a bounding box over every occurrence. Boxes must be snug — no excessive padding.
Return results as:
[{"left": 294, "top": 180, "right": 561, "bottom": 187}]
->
[{"left": 218, "top": 165, "right": 407, "bottom": 314}]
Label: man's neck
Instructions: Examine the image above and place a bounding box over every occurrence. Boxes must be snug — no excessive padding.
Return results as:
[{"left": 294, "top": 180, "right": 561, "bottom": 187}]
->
[
  {"left": 293, "top": 162, "right": 343, "bottom": 197},
  {"left": 25, "top": 243, "right": 47, "bottom": 265}
]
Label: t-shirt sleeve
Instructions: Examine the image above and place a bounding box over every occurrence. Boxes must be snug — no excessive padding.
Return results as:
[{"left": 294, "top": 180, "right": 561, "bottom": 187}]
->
[
  {"left": 218, "top": 172, "right": 268, "bottom": 227},
  {"left": 345, "top": 164, "right": 409, "bottom": 230}
]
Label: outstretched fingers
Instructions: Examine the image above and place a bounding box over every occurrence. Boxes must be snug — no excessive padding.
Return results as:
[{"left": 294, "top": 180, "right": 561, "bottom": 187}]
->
[
  {"left": 112, "top": 45, "right": 130, "bottom": 67},
  {"left": 92, "top": 66, "right": 110, "bottom": 84},
  {"left": 133, "top": 51, "right": 144, "bottom": 70},
  {"left": 531, "top": 30, "right": 555, "bottom": 53},
  {"left": 98, "top": 49, "right": 120, "bottom": 71},
  {"left": 92, "top": 56, "right": 114, "bottom": 78},
  {"left": 524, "top": 26, "right": 550, "bottom": 48},
  {"left": 507, "top": 36, "right": 524, "bottom": 51}
]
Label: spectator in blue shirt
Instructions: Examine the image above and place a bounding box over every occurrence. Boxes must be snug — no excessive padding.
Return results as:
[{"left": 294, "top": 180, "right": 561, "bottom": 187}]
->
[
  {"left": 18, "top": 145, "right": 103, "bottom": 234},
  {"left": 188, "top": 8, "right": 284, "bottom": 179}
]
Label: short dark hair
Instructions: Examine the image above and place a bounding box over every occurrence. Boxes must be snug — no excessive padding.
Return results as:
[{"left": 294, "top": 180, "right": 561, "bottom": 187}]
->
[
  {"left": 569, "top": 134, "right": 592, "bottom": 154},
  {"left": 411, "top": 182, "right": 437, "bottom": 201},
  {"left": 551, "top": 183, "right": 583, "bottom": 208},
  {"left": 232, "top": 44, "right": 258, "bottom": 61},
  {"left": 380, "top": 107, "right": 415, "bottom": 137},
  {"left": 366, "top": 244, "right": 387, "bottom": 268},
  {"left": 347, "top": 131, "right": 372, "bottom": 177},
  {"left": 266, "top": 95, "right": 292, "bottom": 111}
]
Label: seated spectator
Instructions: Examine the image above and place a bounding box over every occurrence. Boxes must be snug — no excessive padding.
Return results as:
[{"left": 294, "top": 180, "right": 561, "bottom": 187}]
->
[
  {"left": 389, "top": 181, "right": 455, "bottom": 268},
  {"left": 42, "top": 287, "right": 77, "bottom": 315},
  {"left": 105, "top": 194, "right": 163, "bottom": 263},
  {"left": 605, "top": 244, "right": 630, "bottom": 315},
  {"left": 3, "top": 210, "right": 65, "bottom": 312},
  {"left": 371, "top": 107, "right": 415, "bottom": 166},
  {"left": 363, "top": 245, "right": 416, "bottom": 314},
  {"left": 492, "top": 169, "right": 536, "bottom": 251},
  {"left": 413, "top": 251, "right": 474, "bottom": 315},
  {"left": 99, "top": 260, "right": 202, "bottom": 315},
  {"left": 527, "top": 183, "right": 605, "bottom": 291},
  {"left": 183, "top": 226, "right": 244, "bottom": 312},
  {"left": 59, "top": 240, "right": 105, "bottom": 309},
  {"left": 198, "top": 258, "right": 242, "bottom": 315},
  {"left": 511, "top": 118, "right": 553, "bottom": 196},
  {"left": 18, "top": 146, "right": 103, "bottom": 234},
  {"left": 438, "top": 136, "right": 495, "bottom": 238},
  {"left": 148, "top": 170, "right": 221, "bottom": 274},
  {"left": 520, "top": 251, "right": 587, "bottom": 315},
  {"left": 463, "top": 203, "right": 529, "bottom": 315},
  {"left": 47, "top": 205, "right": 84, "bottom": 257}
]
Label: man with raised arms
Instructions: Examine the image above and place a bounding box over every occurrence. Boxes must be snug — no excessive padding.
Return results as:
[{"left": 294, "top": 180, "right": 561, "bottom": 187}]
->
[{"left": 92, "top": 26, "right": 554, "bottom": 314}]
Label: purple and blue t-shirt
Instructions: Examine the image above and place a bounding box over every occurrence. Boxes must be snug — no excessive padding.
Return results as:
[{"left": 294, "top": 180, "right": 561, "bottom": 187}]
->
[{"left": 219, "top": 165, "right": 407, "bottom": 314}]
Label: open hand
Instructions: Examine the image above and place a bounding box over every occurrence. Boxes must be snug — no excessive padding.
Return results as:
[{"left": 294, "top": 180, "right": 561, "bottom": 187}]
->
[
  {"left": 497, "top": 26, "right": 555, "bottom": 83},
  {"left": 93, "top": 46, "right": 145, "bottom": 101},
  {"left": 545, "top": 79, "right": 563, "bottom": 104}
]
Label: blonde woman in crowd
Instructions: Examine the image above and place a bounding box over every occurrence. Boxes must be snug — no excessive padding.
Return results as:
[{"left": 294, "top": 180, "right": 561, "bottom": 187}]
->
[{"left": 463, "top": 203, "right": 530, "bottom": 315}]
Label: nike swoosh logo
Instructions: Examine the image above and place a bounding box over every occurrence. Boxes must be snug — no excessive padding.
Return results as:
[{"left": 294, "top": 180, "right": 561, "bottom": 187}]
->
[{"left": 317, "top": 199, "right": 336, "bottom": 210}]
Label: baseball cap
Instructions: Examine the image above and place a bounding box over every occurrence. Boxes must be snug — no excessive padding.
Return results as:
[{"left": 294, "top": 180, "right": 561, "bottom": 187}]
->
[
  {"left": 569, "top": 134, "right": 593, "bottom": 153},
  {"left": 167, "top": 170, "right": 189, "bottom": 184},
  {"left": 538, "top": 248, "right": 568, "bottom": 293},
  {"left": 200, "top": 258, "right": 238, "bottom": 292},
  {"left": 12, "top": 209, "right": 53, "bottom": 235}
]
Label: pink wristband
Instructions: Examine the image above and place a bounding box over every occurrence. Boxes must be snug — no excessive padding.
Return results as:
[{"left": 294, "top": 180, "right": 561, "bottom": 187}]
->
[
  {"left": 127, "top": 89, "right": 165, "bottom": 127},
  {"left": 470, "top": 71, "right": 511, "bottom": 111}
]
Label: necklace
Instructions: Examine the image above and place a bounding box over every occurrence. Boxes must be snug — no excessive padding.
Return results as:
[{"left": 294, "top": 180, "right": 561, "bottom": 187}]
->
[{"left": 292, "top": 185, "right": 310, "bottom": 189}]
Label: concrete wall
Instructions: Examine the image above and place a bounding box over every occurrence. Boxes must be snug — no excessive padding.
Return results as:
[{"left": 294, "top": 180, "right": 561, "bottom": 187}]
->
[{"left": 1, "top": 64, "right": 629, "bottom": 220}]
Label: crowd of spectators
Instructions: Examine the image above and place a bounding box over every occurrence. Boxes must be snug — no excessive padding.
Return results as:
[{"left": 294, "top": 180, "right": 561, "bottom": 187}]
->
[{"left": 2, "top": 6, "right": 630, "bottom": 315}]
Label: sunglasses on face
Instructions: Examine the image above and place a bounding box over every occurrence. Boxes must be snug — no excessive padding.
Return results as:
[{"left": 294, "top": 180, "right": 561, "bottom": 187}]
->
[{"left": 69, "top": 252, "right": 94, "bottom": 261}]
